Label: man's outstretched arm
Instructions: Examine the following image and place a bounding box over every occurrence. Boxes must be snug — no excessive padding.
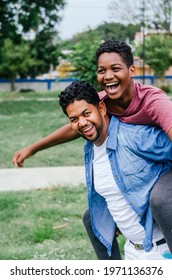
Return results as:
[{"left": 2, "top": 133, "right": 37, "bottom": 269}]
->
[{"left": 12, "top": 123, "right": 80, "bottom": 167}]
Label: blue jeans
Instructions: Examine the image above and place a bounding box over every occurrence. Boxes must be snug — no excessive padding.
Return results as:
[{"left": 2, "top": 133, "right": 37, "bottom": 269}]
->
[
  {"left": 150, "top": 170, "right": 172, "bottom": 253},
  {"left": 83, "top": 209, "right": 121, "bottom": 260},
  {"left": 83, "top": 171, "right": 172, "bottom": 259}
]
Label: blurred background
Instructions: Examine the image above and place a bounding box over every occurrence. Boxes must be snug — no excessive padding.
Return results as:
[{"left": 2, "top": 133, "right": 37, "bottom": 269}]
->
[{"left": 0, "top": 0, "right": 172, "bottom": 92}]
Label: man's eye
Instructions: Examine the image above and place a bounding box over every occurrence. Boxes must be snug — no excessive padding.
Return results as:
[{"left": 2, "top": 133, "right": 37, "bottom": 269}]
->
[
  {"left": 84, "top": 112, "right": 90, "bottom": 117},
  {"left": 97, "top": 69, "right": 105, "bottom": 74},
  {"left": 70, "top": 118, "right": 78, "bottom": 123},
  {"left": 113, "top": 67, "right": 121, "bottom": 72}
]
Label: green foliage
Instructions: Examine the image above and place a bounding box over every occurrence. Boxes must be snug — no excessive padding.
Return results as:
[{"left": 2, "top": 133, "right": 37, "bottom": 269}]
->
[
  {"left": 159, "top": 83, "right": 172, "bottom": 93},
  {"left": 0, "top": 0, "right": 66, "bottom": 81},
  {"left": 0, "top": 29, "right": 61, "bottom": 85},
  {"left": 28, "top": 28, "right": 60, "bottom": 77},
  {"left": 136, "top": 34, "right": 172, "bottom": 80},
  {"left": 96, "top": 22, "right": 140, "bottom": 42},
  {"left": 0, "top": 39, "right": 39, "bottom": 89},
  {"left": 0, "top": 0, "right": 66, "bottom": 43},
  {"left": 68, "top": 34, "right": 102, "bottom": 89},
  {"left": 67, "top": 22, "right": 140, "bottom": 51}
]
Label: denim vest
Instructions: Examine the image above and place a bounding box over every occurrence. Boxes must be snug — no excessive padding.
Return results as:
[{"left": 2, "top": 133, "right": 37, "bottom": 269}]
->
[{"left": 84, "top": 116, "right": 172, "bottom": 255}]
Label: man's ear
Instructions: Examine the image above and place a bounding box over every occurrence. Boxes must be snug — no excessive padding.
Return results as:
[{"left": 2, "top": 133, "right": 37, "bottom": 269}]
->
[
  {"left": 129, "top": 65, "right": 136, "bottom": 78},
  {"left": 98, "top": 101, "right": 107, "bottom": 116}
]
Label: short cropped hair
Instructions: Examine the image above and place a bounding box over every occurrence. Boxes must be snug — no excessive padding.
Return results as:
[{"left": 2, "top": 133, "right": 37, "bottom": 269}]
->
[
  {"left": 96, "top": 40, "right": 134, "bottom": 68},
  {"left": 59, "top": 80, "right": 100, "bottom": 115}
]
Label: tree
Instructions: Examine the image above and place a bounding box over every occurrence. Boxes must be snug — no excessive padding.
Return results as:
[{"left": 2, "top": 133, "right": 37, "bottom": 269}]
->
[
  {"left": 28, "top": 28, "right": 60, "bottom": 78},
  {"left": 0, "top": 39, "right": 39, "bottom": 91},
  {"left": 68, "top": 22, "right": 139, "bottom": 44},
  {"left": 0, "top": 0, "right": 66, "bottom": 44},
  {"left": 149, "top": 0, "right": 172, "bottom": 33},
  {"left": 0, "top": 0, "right": 66, "bottom": 81},
  {"left": 109, "top": 0, "right": 172, "bottom": 34},
  {"left": 69, "top": 34, "right": 102, "bottom": 89},
  {"left": 136, "top": 34, "right": 172, "bottom": 81},
  {"left": 96, "top": 22, "right": 140, "bottom": 42}
]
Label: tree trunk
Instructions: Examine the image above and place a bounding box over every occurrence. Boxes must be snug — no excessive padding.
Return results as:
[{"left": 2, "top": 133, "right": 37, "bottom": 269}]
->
[{"left": 10, "top": 78, "right": 15, "bottom": 92}]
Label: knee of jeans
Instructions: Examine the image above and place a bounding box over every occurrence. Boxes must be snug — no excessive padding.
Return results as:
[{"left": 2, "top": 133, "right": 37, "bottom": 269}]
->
[{"left": 82, "top": 209, "right": 90, "bottom": 226}]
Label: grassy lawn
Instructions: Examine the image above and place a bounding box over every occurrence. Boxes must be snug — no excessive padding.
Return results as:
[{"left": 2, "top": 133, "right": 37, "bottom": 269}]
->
[
  {"left": 0, "top": 186, "right": 95, "bottom": 260},
  {"left": 0, "top": 91, "right": 85, "bottom": 168},
  {"left": 0, "top": 186, "right": 125, "bottom": 260}
]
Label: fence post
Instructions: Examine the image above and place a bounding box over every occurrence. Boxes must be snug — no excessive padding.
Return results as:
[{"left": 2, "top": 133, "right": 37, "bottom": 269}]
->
[{"left": 47, "top": 80, "right": 51, "bottom": 91}]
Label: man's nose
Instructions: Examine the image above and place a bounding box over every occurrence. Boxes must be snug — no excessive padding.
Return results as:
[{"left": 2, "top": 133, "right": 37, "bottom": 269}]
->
[
  {"left": 104, "top": 70, "right": 114, "bottom": 80},
  {"left": 79, "top": 118, "right": 87, "bottom": 126}
]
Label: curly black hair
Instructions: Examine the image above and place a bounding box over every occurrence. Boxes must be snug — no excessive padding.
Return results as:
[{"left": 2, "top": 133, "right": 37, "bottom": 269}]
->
[
  {"left": 59, "top": 80, "right": 100, "bottom": 115},
  {"left": 96, "top": 40, "right": 134, "bottom": 68}
]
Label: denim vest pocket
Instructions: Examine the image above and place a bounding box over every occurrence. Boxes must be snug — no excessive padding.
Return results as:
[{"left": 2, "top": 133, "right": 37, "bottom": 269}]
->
[{"left": 122, "top": 159, "right": 149, "bottom": 190}]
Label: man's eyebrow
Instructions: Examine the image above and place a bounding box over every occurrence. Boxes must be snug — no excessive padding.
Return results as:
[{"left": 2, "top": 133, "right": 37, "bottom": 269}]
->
[
  {"left": 69, "top": 108, "right": 89, "bottom": 119},
  {"left": 69, "top": 115, "right": 77, "bottom": 120},
  {"left": 98, "top": 63, "right": 121, "bottom": 68}
]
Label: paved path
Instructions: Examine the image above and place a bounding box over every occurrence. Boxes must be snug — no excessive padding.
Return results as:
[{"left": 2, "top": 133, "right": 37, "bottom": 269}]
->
[{"left": 0, "top": 166, "right": 85, "bottom": 192}]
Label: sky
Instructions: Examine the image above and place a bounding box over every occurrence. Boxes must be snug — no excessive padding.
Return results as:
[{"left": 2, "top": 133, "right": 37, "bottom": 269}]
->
[{"left": 59, "top": 0, "right": 112, "bottom": 39}]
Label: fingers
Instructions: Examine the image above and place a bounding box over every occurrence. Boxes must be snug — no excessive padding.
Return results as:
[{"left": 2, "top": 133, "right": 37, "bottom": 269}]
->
[
  {"left": 12, "top": 147, "right": 33, "bottom": 167},
  {"left": 12, "top": 152, "right": 24, "bottom": 168},
  {"left": 115, "top": 227, "right": 122, "bottom": 237}
]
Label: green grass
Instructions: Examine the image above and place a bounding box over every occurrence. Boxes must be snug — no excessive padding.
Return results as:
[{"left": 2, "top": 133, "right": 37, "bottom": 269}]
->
[
  {"left": 0, "top": 90, "right": 59, "bottom": 99},
  {"left": 0, "top": 91, "right": 85, "bottom": 168},
  {"left": 0, "top": 186, "right": 125, "bottom": 260},
  {"left": 0, "top": 186, "right": 96, "bottom": 260}
]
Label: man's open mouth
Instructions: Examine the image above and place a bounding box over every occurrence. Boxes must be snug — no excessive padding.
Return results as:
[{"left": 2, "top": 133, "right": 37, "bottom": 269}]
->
[
  {"left": 106, "top": 82, "right": 120, "bottom": 92},
  {"left": 81, "top": 125, "right": 94, "bottom": 136}
]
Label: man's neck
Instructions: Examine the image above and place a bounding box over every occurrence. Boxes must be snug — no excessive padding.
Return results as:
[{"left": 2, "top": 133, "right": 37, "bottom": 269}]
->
[
  {"left": 105, "top": 81, "right": 134, "bottom": 114},
  {"left": 94, "top": 115, "right": 109, "bottom": 146}
]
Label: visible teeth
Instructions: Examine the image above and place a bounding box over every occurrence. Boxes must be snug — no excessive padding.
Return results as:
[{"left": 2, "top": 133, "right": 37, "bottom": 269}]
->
[
  {"left": 106, "top": 82, "right": 118, "bottom": 86},
  {"left": 83, "top": 126, "right": 93, "bottom": 132}
]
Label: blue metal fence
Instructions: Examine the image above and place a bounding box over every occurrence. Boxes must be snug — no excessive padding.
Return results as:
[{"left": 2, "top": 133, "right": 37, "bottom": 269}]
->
[
  {"left": 0, "top": 76, "right": 172, "bottom": 91},
  {"left": 134, "top": 75, "right": 172, "bottom": 85}
]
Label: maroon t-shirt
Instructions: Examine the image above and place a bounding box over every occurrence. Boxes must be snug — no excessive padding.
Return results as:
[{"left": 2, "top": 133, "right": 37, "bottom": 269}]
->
[{"left": 98, "top": 82, "right": 172, "bottom": 133}]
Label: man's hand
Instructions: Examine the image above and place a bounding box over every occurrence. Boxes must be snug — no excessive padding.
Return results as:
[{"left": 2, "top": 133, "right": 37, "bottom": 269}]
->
[
  {"left": 115, "top": 227, "right": 122, "bottom": 237},
  {"left": 12, "top": 147, "right": 34, "bottom": 167}
]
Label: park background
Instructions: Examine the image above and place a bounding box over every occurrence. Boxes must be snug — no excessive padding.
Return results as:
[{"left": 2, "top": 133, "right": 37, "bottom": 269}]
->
[{"left": 0, "top": 0, "right": 172, "bottom": 259}]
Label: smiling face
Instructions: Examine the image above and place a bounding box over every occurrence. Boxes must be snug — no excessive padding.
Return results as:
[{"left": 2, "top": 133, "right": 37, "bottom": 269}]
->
[
  {"left": 97, "top": 52, "right": 136, "bottom": 103},
  {"left": 66, "top": 100, "right": 109, "bottom": 146}
]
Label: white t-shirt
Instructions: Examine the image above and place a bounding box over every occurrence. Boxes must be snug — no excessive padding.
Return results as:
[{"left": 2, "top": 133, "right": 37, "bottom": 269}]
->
[{"left": 93, "top": 139, "right": 163, "bottom": 243}]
